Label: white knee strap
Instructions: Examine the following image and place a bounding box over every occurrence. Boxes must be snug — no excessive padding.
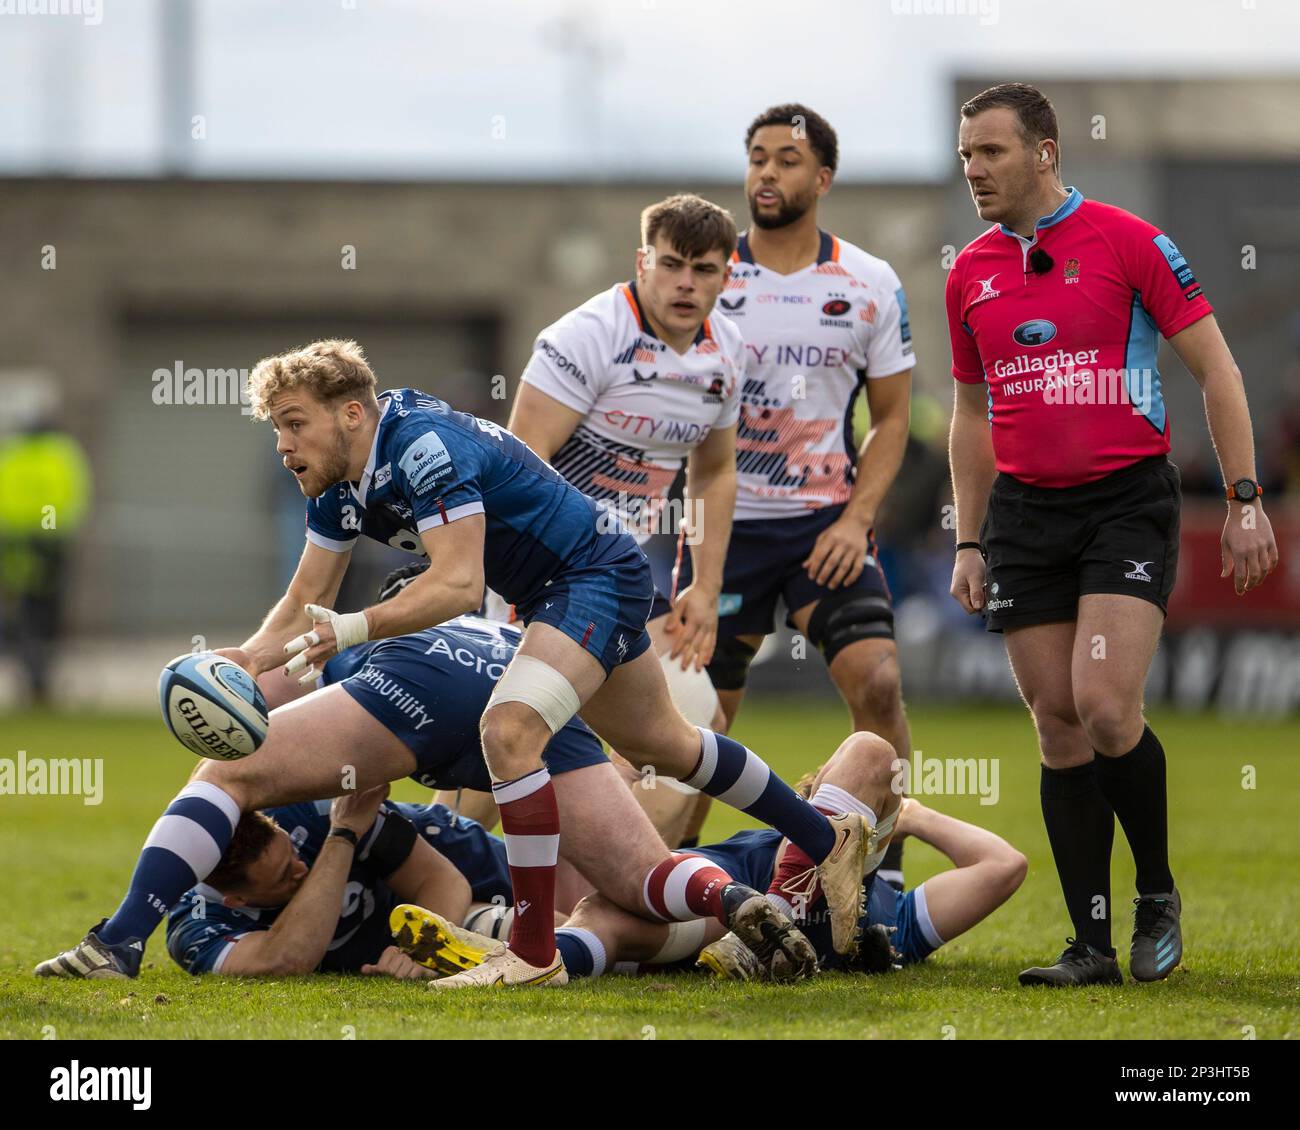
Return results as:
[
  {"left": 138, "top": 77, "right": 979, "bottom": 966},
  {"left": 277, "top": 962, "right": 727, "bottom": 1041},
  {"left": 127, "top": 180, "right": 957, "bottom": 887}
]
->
[
  {"left": 486, "top": 654, "right": 581, "bottom": 735},
  {"left": 649, "top": 918, "right": 709, "bottom": 965}
]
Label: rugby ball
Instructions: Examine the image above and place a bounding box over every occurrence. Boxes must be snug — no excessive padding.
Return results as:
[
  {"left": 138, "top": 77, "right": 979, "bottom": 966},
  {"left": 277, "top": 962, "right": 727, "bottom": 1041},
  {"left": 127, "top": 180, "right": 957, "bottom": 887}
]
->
[{"left": 159, "top": 653, "right": 269, "bottom": 760}]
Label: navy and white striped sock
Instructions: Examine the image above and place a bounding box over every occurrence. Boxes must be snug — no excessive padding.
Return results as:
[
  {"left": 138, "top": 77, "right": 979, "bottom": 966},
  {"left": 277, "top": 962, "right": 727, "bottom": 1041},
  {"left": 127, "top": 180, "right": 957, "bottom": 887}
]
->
[
  {"left": 555, "top": 927, "right": 607, "bottom": 978},
  {"left": 684, "top": 728, "right": 834, "bottom": 862},
  {"left": 99, "top": 781, "right": 240, "bottom": 946}
]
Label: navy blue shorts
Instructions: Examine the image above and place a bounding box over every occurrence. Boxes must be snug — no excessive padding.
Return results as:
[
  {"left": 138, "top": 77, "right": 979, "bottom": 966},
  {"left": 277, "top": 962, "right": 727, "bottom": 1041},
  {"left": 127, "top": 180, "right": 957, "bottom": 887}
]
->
[
  {"left": 392, "top": 801, "right": 512, "bottom": 905},
  {"left": 690, "top": 829, "right": 941, "bottom": 969},
  {"left": 517, "top": 530, "right": 655, "bottom": 675},
  {"left": 325, "top": 624, "right": 609, "bottom": 793},
  {"left": 675, "top": 503, "right": 893, "bottom": 639}
]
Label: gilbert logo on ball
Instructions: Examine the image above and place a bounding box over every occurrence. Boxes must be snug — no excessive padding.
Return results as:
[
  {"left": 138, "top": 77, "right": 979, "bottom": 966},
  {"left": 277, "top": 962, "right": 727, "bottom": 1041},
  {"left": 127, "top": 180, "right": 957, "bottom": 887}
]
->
[{"left": 159, "top": 653, "right": 269, "bottom": 760}]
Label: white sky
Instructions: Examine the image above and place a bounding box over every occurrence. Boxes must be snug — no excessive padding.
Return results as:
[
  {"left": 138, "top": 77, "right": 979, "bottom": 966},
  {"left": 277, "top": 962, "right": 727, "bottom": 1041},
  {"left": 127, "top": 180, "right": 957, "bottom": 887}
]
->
[{"left": 3, "top": 0, "right": 1299, "bottom": 181}]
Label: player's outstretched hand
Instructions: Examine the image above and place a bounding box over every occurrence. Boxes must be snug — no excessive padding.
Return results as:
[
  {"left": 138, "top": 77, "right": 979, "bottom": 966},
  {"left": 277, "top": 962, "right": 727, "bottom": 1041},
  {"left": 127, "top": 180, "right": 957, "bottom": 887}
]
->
[
  {"left": 665, "top": 583, "right": 719, "bottom": 672},
  {"left": 330, "top": 783, "right": 390, "bottom": 836},
  {"left": 1221, "top": 503, "right": 1278, "bottom": 595},
  {"left": 284, "top": 604, "right": 371, "bottom": 684},
  {"left": 950, "top": 548, "right": 986, "bottom": 614},
  {"left": 361, "top": 944, "right": 438, "bottom": 981},
  {"left": 804, "top": 512, "right": 869, "bottom": 590}
]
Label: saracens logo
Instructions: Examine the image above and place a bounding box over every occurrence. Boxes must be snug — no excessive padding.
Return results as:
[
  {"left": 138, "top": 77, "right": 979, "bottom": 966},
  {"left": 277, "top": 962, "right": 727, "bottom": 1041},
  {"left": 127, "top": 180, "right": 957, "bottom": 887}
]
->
[
  {"left": 822, "top": 298, "right": 851, "bottom": 317},
  {"left": 1012, "top": 319, "right": 1058, "bottom": 347}
]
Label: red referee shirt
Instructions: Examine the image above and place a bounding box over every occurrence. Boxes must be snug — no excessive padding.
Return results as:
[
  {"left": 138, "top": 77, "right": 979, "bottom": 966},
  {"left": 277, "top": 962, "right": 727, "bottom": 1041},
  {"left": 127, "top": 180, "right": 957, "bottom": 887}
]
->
[{"left": 946, "top": 187, "right": 1214, "bottom": 488}]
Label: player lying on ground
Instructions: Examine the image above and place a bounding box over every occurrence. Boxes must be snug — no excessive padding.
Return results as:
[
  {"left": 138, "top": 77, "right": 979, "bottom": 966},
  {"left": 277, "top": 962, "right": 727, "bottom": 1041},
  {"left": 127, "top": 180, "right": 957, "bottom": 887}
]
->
[
  {"left": 36, "top": 614, "right": 818, "bottom": 983},
  {"left": 164, "top": 786, "right": 525, "bottom": 980},
  {"left": 398, "top": 732, "right": 1028, "bottom": 979}
]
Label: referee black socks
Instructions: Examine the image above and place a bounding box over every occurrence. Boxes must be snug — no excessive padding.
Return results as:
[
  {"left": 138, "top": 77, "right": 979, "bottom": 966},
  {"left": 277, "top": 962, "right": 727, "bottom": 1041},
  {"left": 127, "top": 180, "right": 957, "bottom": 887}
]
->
[
  {"left": 1040, "top": 761, "right": 1115, "bottom": 955},
  {"left": 1095, "top": 725, "right": 1175, "bottom": 896}
]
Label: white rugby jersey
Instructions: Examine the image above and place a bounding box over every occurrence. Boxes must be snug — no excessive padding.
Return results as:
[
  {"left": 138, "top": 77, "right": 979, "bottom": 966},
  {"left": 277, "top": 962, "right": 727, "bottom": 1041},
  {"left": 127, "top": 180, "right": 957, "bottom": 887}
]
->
[
  {"left": 519, "top": 281, "right": 744, "bottom": 545},
  {"left": 723, "top": 230, "right": 916, "bottom": 521}
]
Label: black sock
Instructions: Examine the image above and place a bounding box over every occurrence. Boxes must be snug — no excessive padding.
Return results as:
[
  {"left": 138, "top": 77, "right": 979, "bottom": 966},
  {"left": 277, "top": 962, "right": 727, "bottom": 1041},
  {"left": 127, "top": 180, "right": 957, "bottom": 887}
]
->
[
  {"left": 1094, "top": 725, "right": 1175, "bottom": 896},
  {"left": 1041, "top": 761, "right": 1115, "bottom": 955}
]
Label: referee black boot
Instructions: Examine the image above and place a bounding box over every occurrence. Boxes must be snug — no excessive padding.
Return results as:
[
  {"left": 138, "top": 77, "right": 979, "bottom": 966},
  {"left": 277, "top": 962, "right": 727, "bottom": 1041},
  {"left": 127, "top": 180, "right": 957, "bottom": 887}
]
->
[
  {"left": 1129, "top": 888, "right": 1182, "bottom": 982},
  {"left": 1018, "top": 937, "right": 1123, "bottom": 987}
]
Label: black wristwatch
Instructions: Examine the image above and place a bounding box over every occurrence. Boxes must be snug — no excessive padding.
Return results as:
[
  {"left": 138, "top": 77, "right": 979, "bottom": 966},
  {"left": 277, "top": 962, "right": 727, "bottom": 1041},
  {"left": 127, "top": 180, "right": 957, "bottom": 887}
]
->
[
  {"left": 326, "top": 826, "right": 359, "bottom": 848},
  {"left": 1226, "top": 479, "right": 1262, "bottom": 503}
]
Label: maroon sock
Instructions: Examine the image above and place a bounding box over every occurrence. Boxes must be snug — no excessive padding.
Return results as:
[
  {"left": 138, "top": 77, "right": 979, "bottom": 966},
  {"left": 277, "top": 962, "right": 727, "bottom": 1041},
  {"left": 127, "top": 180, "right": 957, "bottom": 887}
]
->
[
  {"left": 491, "top": 768, "right": 561, "bottom": 967},
  {"left": 643, "top": 853, "right": 732, "bottom": 923}
]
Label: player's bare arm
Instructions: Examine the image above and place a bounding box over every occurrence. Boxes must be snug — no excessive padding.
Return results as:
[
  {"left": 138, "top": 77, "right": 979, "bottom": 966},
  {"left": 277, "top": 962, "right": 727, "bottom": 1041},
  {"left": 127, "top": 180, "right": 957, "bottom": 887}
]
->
[
  {"left": 666, "top": 420, "right": 737, "bottom": 671},
  {"left": 1169, "top": 315, "right": 1279, "bottom": 594},
  {"left": 805, "top": 369, "right": 910, "bottom": 590},
  {"left": 948, "top": 379, "right": 996, "bottom": 613},
  {"left": 507, "top": 382, "right": 583, "bottom": 461},
  {"left": 284, "top": 517, "right": 486, "bottom": 680},
  {"left": 219, "top": 786, "right": 389, "bottom": 976},
  {"left": 892, "top": 798, "right": 1027, "bottom": 944}
]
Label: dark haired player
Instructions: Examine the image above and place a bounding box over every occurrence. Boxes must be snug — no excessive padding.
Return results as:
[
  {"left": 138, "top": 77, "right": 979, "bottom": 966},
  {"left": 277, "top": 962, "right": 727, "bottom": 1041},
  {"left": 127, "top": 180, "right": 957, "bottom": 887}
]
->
[
  {"left": 946, "top": 83, "right": 1278, "bottom": 986},
  {"left": 163, "top": 788, "right": 509, "bottom": 979},
  {"left": 675, "top": 103, "right": 918, "bottom": 884}
]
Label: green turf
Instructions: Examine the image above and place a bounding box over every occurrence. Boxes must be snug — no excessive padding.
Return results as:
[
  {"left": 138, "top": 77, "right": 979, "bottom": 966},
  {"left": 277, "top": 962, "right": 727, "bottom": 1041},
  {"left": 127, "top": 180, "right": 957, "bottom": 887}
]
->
[{"left": 2, "top": 703, "right": 1297, "bottom": 1039}]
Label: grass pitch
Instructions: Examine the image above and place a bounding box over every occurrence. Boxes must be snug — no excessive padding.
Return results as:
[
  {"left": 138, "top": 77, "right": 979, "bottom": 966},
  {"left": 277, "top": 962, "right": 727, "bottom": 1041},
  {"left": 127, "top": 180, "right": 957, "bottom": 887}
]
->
[{"left": 2, "top": 703, "right": 1296, "bottom": 1040}]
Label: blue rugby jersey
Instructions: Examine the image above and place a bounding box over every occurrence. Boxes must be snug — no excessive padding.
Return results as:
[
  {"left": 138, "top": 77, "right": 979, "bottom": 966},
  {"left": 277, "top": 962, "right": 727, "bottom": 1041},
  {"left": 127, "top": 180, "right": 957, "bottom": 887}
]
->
[
  {"left": 165, "top": 800, "right": 509, "bottom": 974},
  {"left": 305, "top": 388, "right": 632, "bottom": 608}
]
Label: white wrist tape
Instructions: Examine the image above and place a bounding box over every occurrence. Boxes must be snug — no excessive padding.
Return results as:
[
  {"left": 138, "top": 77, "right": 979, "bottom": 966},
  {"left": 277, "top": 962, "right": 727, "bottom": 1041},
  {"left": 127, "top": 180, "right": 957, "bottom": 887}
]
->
[
  {"left": 284, "top": 604, "right": 370, "bottom": 683},
  {"left": 306, "top": 604, "right": 370, "bottom": 651}
]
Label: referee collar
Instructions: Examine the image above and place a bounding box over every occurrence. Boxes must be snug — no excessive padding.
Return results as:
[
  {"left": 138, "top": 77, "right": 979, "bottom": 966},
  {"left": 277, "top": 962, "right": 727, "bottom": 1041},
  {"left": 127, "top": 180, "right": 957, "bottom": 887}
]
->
[
  {"left": 354, "top": 395, "right": 392, "bottom": 507},
  {"left": 999, "top": 186, "right": 1084, "bottom": 243}
]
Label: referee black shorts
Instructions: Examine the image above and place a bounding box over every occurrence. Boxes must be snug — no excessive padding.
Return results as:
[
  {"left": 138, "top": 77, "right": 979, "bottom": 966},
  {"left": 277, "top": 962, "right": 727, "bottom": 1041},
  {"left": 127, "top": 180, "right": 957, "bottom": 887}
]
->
[{"left": 980, "top": 455, "right": 1181, "bottom": 633}]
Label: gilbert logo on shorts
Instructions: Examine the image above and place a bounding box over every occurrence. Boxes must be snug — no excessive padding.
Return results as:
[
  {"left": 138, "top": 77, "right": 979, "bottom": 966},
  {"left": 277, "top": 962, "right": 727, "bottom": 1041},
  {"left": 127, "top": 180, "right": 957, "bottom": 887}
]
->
[
  {"left": 985, "top": 581, "right": 1015, "bottom": 612},
  {"left": 1123, "top": 560, "right": 1154, "bottom": 582}
]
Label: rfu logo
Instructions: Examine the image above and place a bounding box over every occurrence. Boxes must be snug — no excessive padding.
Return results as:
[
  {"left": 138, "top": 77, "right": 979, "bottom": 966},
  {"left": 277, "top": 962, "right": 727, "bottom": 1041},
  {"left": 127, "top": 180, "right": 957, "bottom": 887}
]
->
[
  {"left": 1123, "top": 560, "right": 1154, "bottom": 582},
  {"left": 972, "top": 274, "right": 1001, "bottom": 304}
]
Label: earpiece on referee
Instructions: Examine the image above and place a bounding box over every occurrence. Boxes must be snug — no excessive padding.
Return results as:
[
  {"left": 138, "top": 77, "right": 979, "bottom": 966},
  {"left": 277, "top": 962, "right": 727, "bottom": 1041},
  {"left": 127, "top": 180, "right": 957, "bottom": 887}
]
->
[{"left": 1039, "top": 149, "right": 1049, "bottom": 163}]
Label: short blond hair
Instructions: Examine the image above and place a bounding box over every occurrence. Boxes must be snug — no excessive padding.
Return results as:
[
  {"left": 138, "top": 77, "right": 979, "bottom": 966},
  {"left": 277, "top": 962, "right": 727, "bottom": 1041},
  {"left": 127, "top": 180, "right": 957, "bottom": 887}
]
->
[{"left": 247, "top": 339, "right": 378, "bottom": 421}]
